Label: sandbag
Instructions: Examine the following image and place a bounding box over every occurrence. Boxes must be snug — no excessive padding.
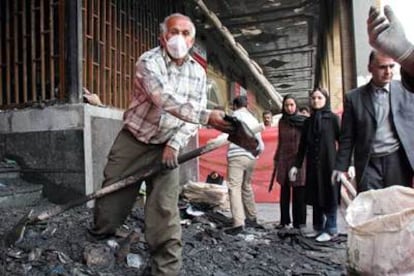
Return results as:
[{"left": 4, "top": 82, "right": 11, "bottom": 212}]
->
[
  {"left": 181, "top": 181, "right": 230, "bottom": 210},
  {"left": 346, "top": 186, "right": 414, "bottom": 275}
]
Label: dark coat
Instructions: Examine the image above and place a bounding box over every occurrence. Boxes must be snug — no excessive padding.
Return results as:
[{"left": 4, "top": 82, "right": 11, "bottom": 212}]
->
[
  {"left": 335, "top": 80, "right": 414, "bottom": 188},
  {"left": 274, "top": 119, "right": 305, "bottom": 187},
  {"left": 294, "top": 112, "right": 340, "bottom": 207}
]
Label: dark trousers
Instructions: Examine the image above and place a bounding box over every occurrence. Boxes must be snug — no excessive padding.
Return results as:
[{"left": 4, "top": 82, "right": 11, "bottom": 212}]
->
[
  {"left": 92, "top": 129, "right": 182, "bottom": 276},
  {"left": 359, "top": 148, "right": 414, "bottom": 193},
  {"left": 279, "top": 185, "right": 306, "bottom": 228}
]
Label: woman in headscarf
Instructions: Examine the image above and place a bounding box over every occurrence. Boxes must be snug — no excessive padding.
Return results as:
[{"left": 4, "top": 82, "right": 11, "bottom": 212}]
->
[
  {"left": 272, "top": 94, "right": 307, "bottom": 230},
  {"left": 289, "top": 88, "right": 341, "bottom": 242}
]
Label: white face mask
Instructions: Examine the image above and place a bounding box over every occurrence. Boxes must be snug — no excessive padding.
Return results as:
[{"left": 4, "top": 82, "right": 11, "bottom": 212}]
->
[{"left": 166, "top": 35, "right": 190, "bottom": 59}]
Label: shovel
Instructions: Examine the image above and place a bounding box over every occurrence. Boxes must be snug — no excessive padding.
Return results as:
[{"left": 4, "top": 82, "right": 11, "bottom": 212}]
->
[{"left": 4, "top": 118, "right": 264, "bottom": 246}]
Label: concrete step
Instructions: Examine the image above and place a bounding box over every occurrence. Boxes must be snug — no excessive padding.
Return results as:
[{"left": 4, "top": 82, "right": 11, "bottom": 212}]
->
[
  {"left": 0, "top": 177, "right": 43, "bottom": 208},
  {"left": 0, "top": 167, "right": 20, "bottom": 179},
  {"left": 0, "top": 159, "right": 21, "bottom": 179}
]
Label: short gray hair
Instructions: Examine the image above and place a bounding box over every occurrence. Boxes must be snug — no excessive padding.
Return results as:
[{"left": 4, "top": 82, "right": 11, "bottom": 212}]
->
[{"left": 160, "top": 13, "right": 196, "bottom": 38}]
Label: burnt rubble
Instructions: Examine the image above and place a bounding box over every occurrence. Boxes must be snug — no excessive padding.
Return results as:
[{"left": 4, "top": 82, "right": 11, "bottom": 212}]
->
[{"left": 0, "top": 199, "right": 347, "bottom": 275}]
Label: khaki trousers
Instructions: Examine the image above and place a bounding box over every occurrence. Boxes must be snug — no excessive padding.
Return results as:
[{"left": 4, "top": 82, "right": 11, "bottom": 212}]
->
[
  {"left": 92, "top": 129, "right": 182, "bottom": 276},
  {"left": 227, "top": 155, "right": 257, "bottom": 227}
]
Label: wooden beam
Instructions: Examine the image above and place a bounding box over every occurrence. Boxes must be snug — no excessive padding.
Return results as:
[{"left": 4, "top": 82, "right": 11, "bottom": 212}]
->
[
  {"left": 40, "top": 0, "right": 46, "bottom": 100},
  {"left": 13, "top": 1, "right": 20, "bottom": 103},
  {"left": 194, "top": 0, "right": 283, "bottom": 110},
  {"left": 6, "top": 3, "right": 11, "bottom": 104},
  {"left": 0, "top": 4, "right": 2, "bottom": 105},
  {"left": 65, "top": 0, "right": 82, "bottom": 103},
  {"left": 22, "top": 0, "right": 28, "bottom": 102},
  {"left": 58, "top": 0, "right": 66, "bottom": 99},
  {"left": 30, "top": 1, "right": 36, "bottom": 101},
  {"left": 87, "top": 0, "right": 93, "bottom": 96},
  {"left": 49, "top": 0, "right": 55, "bottom": 99}
]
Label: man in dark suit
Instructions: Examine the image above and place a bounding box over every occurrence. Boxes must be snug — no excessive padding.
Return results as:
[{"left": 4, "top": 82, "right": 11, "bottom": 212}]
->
[
  {"left": 333, "top": 6, "right": 414, "bottom": 193},
  {"left": 334, "top": 50, "right": 414, "bottom": 193}
]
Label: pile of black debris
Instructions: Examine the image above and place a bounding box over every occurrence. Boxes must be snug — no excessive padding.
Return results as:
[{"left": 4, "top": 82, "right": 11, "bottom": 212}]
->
[{"left": 0, "top": 199, "right": 347, "bottom": 275}]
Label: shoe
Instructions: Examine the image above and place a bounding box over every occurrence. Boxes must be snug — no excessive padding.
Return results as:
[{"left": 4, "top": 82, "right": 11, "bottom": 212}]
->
[
  {"left": 245, "top": 218, "right": 265, "bottom": 229},
  {"left": 87, "top": 228, "right": 114, "bottom": 240},
  {"left": 275, "top": 224, "right": 288, "bottom": 230},
  {"left": 224, "top": 225, "right": 244, "bottom": 235},
  {"left": 294, "top": 224, "right": 306, "bottom": 230},
  {"left": 115, "top": 226, "right": 131, "bottom": 238},
  {"left": 288, "top": 228, "right": 301, "bottom": 235},
  {"left": 315, "top": 232, "right": 333, "bottom": 242}
]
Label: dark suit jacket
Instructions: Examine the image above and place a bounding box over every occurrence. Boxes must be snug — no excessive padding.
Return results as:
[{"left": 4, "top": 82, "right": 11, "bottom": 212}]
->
[{"left": 335, "top": 79, "right": 414, "bottom": 186}]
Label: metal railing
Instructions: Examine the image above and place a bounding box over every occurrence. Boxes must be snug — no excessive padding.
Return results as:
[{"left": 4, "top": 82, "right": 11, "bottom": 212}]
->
[
  {"left": 0, "top": 0, "right": 177, "bottom": 110},
  {"left": 0, "top": 0, "right": 65, "bottom": 108}
]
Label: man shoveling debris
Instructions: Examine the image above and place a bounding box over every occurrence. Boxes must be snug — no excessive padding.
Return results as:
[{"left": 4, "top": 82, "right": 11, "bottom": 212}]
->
[
  {"left": 89, "top": 13, "right": 259, "bottom": 276},
  {"left": 3, "top": 13, "right": 262, "bottom": 276}
]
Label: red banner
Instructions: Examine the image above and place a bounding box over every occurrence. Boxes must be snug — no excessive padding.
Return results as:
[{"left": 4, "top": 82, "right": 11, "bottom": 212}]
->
[{"left": 198, "top": 126, "right": 280, "bottom": 203}]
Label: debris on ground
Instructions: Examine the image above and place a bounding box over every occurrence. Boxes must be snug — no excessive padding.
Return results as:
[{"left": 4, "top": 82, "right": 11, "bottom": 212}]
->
[{"left": 0, "top": 198, "right": 347, "bottom": 275}]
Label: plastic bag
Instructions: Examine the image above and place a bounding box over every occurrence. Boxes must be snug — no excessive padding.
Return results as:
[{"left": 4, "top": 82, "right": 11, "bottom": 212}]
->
[{"left": 346, "top": 186, "right": 414, "bottom": 275}]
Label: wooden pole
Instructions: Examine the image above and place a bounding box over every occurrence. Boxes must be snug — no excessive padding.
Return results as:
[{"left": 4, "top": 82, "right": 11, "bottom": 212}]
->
[
  {"left": 66, "top": 0, "right": 82, "bottom": 103},
  {"left": 49, "top": 0, "right": 55, "bottom": 99},
  {"left": 6, "top": 3, "right": 11, "bottom": 104},
  {"left": 22, "top": 0, "right": 28, "bottom": 102},
  {"left": 13, "top": 1, "right": 20, "bottom": 104},
  {"left": 30, "top": 1, "right": 36, "bottom": 101}
]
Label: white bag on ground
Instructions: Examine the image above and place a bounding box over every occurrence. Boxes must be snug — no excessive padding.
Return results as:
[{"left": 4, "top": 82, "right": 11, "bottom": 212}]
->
[
  {"left": 346, "top": 186, "right": 414, "bottom": 275},
  {"left": 182, "top": 181, "right": 230, "bottom": 210}
]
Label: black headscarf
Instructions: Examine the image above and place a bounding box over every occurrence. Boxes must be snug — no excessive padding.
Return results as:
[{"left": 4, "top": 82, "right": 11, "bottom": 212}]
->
[
  {"left": 309, "top": 88, "right": 332, "bottom": 136},
  {"left": 280, "top": 94, "right": 306, "bottom": 128}
]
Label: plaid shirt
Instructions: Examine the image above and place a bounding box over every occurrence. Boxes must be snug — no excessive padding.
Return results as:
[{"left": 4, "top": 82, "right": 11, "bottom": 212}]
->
[{"left": 123, "top": 47, "right": 210, "bottom": 150}]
